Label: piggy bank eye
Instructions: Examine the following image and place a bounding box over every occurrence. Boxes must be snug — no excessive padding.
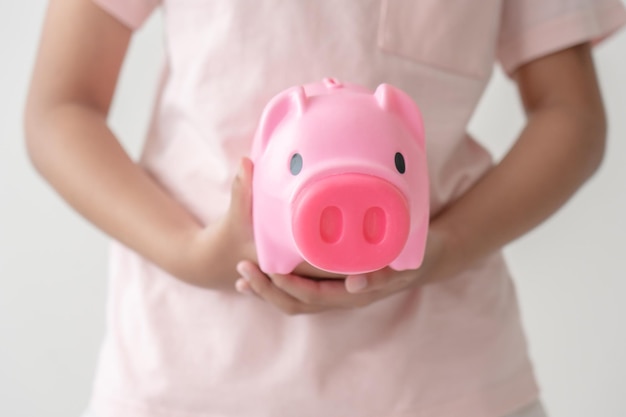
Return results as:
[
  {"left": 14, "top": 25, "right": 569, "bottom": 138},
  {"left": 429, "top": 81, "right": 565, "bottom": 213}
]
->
[
  {"left": 290, "top": 153, "right": 303, "bottom": 175},
  {"left": 394, "top": 152, "right": 406, "bottom": 174}
]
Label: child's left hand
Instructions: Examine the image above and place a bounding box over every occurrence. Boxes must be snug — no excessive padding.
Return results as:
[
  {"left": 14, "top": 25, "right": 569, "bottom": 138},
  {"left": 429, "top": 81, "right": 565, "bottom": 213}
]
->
[{"left": 234, "top": 228, "right": 450, "bottom": 315}]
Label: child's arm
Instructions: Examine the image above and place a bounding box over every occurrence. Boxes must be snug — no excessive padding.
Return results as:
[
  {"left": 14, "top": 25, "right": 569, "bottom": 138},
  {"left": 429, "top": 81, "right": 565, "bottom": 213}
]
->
[
  {"left": 426, "top": 43, "right": 606, "bottom": 281},
  {"left": 24, "top": 0, "right": 252, "bottom": 290},
  {"left": 234, "top": 43, "right": 607, "bottom": 313}
]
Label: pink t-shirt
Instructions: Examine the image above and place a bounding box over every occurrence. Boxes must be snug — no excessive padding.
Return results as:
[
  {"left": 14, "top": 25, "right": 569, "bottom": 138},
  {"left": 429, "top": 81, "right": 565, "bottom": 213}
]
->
[{"left": 89, "top": 1, "right": 626, "bottom": 416}]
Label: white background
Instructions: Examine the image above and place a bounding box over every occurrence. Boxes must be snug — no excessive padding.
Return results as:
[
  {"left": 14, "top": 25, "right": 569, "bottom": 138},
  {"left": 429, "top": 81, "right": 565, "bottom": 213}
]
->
[{"left": 1, "top": 2, "right": 625, "bottom": 417}]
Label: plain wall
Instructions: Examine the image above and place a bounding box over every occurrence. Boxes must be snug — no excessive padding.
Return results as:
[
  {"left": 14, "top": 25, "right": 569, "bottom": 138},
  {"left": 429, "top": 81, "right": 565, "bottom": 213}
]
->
[{"left": 1, "top": 2, "right": 625, "bottom": 416}]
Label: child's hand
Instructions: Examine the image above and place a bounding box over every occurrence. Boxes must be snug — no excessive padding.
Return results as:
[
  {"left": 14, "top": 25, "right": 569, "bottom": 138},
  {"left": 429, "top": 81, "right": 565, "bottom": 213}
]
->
[
  {"left": 221, "top": 157, "right": 258, "bottom": 261},
  {"left": 234, "top": 228, "right": 451, "bottom": 314},
  {"left": 183, "top": 157, "right": 343, "bottom": 290},
  {"left": 178, "top": 158, "right": 257, "bottom": 290}
]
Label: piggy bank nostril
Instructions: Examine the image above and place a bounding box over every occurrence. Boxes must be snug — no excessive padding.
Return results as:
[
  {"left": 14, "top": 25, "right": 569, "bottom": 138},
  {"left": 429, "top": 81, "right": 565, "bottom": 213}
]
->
[
  {"left": 363, "top": 207, "right": 386, "bottom": 244},
  {"left": 320, "top": 206, "right": 343, "bottom": 244}
]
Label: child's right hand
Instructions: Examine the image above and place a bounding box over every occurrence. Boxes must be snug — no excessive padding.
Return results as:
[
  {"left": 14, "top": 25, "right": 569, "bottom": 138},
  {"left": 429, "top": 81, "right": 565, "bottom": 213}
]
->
[
  {"left": 183, "top": 157, "right": 343, "bottom": 291},
  {"left": 222, "top": 157, "right": 258, "bottom": 265},
  {"left": 176, "top": 158, "right": 258, "bottom": 291}
]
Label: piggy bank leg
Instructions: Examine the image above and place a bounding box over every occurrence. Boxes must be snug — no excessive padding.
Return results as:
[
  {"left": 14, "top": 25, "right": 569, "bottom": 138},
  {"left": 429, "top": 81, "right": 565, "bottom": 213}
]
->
[{"left": 389, "top": 218, "right": 429, "bottom": 271}]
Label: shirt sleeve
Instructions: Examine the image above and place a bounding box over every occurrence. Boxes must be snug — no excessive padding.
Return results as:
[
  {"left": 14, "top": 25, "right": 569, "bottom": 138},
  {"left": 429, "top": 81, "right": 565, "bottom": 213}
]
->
[
  {"left": 498, "top": 0, "right": 626, "bottom": 75},
  {"left": 92, "top": 0, "right": 160, "bottom": 30}
]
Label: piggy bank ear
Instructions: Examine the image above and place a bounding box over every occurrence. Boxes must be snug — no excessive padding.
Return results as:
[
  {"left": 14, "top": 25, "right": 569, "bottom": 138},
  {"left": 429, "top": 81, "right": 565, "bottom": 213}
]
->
[
  {"left": 252, "top": 86, "right": 308, "bottom": 156},
  {"left": 374, "top": 84, "right": 425, "bottom": 149}
]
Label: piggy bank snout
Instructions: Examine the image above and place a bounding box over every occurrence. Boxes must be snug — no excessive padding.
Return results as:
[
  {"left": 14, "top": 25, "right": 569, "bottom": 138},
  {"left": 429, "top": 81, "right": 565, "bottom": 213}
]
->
[{"left": 292, "top": 174, "right": 410, "bottom": 274}]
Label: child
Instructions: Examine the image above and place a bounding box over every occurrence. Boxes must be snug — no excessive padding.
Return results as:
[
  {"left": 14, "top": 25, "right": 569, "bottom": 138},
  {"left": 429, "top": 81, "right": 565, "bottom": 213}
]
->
[{"left": 24, "top": 1, "right": 625, "bottom": 416}]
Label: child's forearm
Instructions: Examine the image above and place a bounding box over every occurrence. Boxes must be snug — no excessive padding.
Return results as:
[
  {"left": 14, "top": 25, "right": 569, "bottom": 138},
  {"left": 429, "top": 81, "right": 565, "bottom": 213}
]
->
[
  {"left": 428, "top": 44, "right": 606, "bottom": 281},
  {"left": 25, "top": 103, "right": 242, "bottom": 289}
]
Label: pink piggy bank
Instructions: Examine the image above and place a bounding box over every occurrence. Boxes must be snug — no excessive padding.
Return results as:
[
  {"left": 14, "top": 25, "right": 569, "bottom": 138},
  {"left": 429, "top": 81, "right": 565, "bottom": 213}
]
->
[{"left": 250, "top": 78, "right": 429, "bottom": 275}]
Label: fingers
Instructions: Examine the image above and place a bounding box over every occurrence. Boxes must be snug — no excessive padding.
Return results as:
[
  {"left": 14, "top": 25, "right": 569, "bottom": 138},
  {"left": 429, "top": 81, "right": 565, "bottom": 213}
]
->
[
  {"left": 270, "top": 273, "right": 347, "bottom": 304},
  {"left": 236, "top": 260, "right": 380, "bottom": 312},
  {"left": 235, "top": 277, "right": 252, "bottom": 294},
  {"left": 236, "top": 261, "right": 313, "bottom": 315},
  {"left": 238, "top": 157, "right": 254, "bottom": 184},
  {"left": 345, "top": 274, "right": 368, "bottom": 293},
  {"left": 231, "top": 158, "right": 254, "bottom": 217}
]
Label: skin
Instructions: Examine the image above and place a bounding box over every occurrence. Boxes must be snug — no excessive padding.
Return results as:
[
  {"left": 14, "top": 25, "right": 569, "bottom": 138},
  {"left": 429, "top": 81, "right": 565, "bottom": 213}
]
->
[{"left": 25, "top": 0, "right": 607, "bottom": 314}]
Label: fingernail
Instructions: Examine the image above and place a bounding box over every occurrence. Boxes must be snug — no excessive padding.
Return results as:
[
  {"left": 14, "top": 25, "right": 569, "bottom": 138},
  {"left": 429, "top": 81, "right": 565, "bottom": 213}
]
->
[
  {"left": 346, "top": 275, "right": 368, "bottom": 293},
  {"left": 235, "top": 278, "right": 251, "bottom": 293},
  {"left": 236, "top": 262, "right": 251, "bottom": 281}
]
